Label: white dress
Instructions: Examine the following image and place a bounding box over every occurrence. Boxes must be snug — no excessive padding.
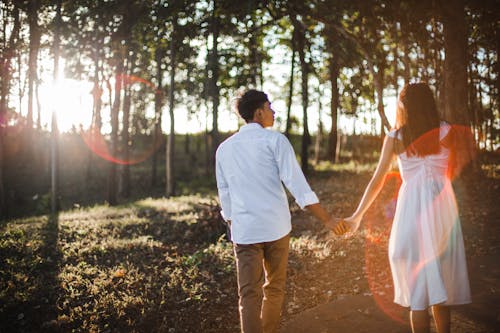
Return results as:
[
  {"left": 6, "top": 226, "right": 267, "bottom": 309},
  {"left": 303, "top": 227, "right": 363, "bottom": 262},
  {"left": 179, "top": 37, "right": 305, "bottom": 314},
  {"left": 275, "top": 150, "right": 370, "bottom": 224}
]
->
[{"left": 387, "top": 122, "right": 471, "bottom": 310}]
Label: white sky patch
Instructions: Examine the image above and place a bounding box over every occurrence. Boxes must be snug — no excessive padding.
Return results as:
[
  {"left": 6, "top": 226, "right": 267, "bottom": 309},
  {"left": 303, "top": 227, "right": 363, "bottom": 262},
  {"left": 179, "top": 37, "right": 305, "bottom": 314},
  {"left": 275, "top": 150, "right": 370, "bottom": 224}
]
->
[{"left": 23, "top": 46, "right": 398, "bottom": 136}]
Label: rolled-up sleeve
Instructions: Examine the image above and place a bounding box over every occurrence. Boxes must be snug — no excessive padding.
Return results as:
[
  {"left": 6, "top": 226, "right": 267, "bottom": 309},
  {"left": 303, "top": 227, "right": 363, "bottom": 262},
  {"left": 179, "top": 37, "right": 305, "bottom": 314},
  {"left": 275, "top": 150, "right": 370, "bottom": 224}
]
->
[
  {"left": 274, "top": 134, "right": 319, "bottom": 209},
  {"left": 215, "top": 152, "right": 232, "bottom": 221}
]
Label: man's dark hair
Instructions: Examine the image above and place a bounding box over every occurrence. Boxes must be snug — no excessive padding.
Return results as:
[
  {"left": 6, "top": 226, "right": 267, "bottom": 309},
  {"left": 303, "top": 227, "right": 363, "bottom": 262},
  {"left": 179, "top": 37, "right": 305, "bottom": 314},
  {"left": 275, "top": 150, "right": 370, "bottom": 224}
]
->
[{"left": 237, "top": 89, "right": 269, "bottom": 122}]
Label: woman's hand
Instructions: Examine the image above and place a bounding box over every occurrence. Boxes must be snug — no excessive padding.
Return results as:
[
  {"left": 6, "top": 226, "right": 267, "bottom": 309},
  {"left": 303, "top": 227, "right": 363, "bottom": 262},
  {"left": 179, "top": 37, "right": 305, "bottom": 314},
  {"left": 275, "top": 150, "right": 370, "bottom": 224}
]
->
[{"left": 343, "top": 215, "right": 362, "bottom": 234}]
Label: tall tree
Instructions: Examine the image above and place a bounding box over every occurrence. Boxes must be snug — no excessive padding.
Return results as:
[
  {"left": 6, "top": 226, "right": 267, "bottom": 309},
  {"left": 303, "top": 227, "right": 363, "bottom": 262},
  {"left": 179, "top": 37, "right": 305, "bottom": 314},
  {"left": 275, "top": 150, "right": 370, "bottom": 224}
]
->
[
  {"left": 26, "top": 0, "right": 41, "bottom": 131},
  {"left": 440, "top": 0, "right": 475, "bottom": 170},
  {"left": 107, "top": 46, "right": 123, "bottom": 205},
  {"left": 208, "top": 0, "right": 220, "bottom": 168},
  {"left": 121, "top": 51, "right": 136, "bottom": 198},
  {"left": 151, "top": 47, "right": 164, "bottom": 187},
  {"left": 166, "top": 20, "right": 177, "bottom": 197},
  {"left": 314, "top": 0, "right": 361, "bottom": 162},
  {"left": 328, "top": 54, "right": 340, "bottom": 162},
  {"left": 285, "top": 27, "right": 297, "bottom": 138},
  {"left": 51, "top": 0, "right": 62, "bottom": 213},
  {"left": 0, "top": 0, "right": 21, "bottom": 217},
  {"left": 290, "top": 14, "right": 312, "bottom": 173}
]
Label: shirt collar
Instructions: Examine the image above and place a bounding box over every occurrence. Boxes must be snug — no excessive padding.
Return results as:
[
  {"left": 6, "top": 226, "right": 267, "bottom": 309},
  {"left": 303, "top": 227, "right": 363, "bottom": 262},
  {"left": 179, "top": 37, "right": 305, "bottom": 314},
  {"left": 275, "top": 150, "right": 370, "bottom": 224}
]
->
[{"left": 239, "top": 123, "right": 263, "bottom": 132}]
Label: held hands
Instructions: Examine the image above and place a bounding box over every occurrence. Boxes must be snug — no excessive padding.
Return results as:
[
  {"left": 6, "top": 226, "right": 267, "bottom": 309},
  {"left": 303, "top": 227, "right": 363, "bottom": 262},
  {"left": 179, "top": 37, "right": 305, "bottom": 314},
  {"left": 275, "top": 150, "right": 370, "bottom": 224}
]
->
[
  {"left": 324, "top": 217, "right": 349, "bottom": 236},
  {"left": 324, "top": 215, "right": 362, "bottom": 236},
  {"left": 343, "top": 215, "right": 362, "bottom": 235}
]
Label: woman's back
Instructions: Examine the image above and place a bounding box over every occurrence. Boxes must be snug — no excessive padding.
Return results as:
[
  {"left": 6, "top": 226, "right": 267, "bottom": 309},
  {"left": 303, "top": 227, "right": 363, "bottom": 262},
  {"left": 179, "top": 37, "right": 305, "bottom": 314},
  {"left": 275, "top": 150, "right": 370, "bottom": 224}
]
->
[
  {"left": 389, "top": 121, "right": 451, "bottom": 183},
  {"left": 387, "top": 120, "right": 471, "bottom": 310}
]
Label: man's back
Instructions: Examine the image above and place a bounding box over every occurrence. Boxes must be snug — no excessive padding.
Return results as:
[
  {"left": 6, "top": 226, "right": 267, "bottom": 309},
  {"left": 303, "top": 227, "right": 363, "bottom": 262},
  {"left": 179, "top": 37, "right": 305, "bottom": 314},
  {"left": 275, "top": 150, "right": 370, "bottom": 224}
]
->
[
  {"left": 216, "top": 123, "right": 319, "bottom": 244},
  {"left": 216, "top": 123, "right": 291, "bottom": 244}
]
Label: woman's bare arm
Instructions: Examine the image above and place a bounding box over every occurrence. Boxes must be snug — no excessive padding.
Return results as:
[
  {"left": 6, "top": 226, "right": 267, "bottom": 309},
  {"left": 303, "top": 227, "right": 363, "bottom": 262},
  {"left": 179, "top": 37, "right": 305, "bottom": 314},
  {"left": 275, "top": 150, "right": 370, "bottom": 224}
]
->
[{"left": 345, "top": 136, "right": 396, "bottom": 232}]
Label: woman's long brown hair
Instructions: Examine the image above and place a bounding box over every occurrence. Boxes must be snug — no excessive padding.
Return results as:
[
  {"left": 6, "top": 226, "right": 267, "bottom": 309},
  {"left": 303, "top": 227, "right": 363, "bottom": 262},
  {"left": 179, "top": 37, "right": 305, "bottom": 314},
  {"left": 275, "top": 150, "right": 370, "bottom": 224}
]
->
[{"left": 395, "top": 83, "right": 441, "bottom": 157}]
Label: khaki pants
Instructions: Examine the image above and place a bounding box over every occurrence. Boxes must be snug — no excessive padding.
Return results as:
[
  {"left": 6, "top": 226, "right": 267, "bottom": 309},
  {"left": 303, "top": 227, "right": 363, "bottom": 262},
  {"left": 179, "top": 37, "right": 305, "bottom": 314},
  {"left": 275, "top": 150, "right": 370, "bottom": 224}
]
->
[{"left": 234, "top": 234, "right": 290, "bottom": 333}]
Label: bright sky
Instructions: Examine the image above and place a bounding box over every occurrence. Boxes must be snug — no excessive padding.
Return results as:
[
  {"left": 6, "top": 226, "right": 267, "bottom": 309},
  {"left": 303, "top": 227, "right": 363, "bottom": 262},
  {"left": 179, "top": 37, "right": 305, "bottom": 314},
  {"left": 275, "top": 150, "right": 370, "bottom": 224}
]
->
[
  {"left": 31, "top": 56, "right": 396, "bottom": 136},
  {"left": 36, "top": 77, "right": 396, "bottom": 135}
]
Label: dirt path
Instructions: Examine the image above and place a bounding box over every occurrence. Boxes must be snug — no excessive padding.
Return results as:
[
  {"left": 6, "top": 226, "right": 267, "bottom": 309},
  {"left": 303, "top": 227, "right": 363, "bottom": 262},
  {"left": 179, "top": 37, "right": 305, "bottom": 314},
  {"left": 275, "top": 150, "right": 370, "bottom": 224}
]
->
[
  {"left": 281, "top": 254, "right": 499, "bottom": 333},
  {"left": 279, "top": 170, "right": 500, "bottom": 333}
]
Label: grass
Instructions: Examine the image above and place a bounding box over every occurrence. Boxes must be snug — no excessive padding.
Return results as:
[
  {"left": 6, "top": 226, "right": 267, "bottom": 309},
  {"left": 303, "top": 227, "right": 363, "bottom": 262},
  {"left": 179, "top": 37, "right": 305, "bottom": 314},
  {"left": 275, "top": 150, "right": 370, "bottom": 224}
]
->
[
  {"left": 2, "top": 166, "right": 368, "bottom": 332},
  {"left": 1, "top": 158, "right": 499, "bottom": 332},
  {"left": 0, "top": 195, "right": 236, "bottom": 332}
]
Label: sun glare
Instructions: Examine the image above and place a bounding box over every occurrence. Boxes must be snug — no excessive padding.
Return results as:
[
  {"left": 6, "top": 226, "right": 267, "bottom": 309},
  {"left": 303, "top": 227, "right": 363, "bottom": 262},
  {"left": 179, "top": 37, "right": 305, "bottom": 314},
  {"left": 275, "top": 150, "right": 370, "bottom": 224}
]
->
[
  {"left": 35, "top": 56, "right": 397, "bottom": 136},
  {"left": 40, "top": 77, "right": 94, "bottom": 132}
]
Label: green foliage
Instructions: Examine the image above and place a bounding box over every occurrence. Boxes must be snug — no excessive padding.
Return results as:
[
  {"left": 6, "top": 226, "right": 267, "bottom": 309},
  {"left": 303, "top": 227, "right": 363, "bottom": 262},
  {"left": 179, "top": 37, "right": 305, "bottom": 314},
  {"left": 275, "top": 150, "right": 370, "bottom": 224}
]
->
[{"left": 1, "top": 0, "right": 498, "bottom": 217}]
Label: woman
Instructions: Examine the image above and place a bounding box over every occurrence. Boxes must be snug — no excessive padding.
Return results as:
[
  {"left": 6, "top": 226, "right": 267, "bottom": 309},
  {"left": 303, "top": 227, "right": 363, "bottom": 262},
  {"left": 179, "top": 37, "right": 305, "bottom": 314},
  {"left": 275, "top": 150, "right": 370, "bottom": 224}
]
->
[{"left": 344, "top": 83, "right": 471, "bottom": 333}]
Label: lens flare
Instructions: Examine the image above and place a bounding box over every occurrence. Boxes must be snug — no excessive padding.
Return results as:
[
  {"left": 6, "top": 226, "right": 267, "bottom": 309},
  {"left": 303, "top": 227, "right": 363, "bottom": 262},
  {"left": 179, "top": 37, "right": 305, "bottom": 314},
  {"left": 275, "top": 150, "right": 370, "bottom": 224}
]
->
[
  {"left": 363, "top": 125, "right": 474, "bottom": 322},
  {"left": 401, "top": 124, "right": 475, "bottom": 180},
  {"left": 363, "top": 171, "right": 407, "bottom": 324},
  {"left": 81, "top": 127, "right": 162, "bottom": 165},
  {"left": 81, "top": 74, "right": 164, "bottom": 165}
]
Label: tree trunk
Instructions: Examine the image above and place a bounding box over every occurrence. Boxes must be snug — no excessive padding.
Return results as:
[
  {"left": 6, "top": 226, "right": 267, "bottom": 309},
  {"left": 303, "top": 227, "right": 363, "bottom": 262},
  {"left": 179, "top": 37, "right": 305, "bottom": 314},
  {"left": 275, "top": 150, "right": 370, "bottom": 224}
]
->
[
  {"left": 441, "top": 0, "right": 475, "bottom": 173},
  {"left": 121, "top": 53, "right": 135, "bottom": 198},
  {"left": 249, "top": 34, "right": 258, "bottom": 87},
  {"left": 488, "top": 48, "right": 496, "bottom": 151},
  {"left": 209, "top": 5, "right": 220, "bottom": 170},
  {"left": 468, "top": 61, "right": 478, "bottom": 147},
  {"left": 107, "top": 51, "right": 124, "bottom": 205},
  {"left": 27, "top": 0, "right": 41, "bottom": 131},
  {"left": 495, "top": 26, "right": 500, "bottom": 133},
  {"left": 488, "top": 95, "right": 494, "bottom": 151},
  {"left": 477, "top": 83, "right": 484, "bottom": 149},
  {"left": 185, "top": 133, "right": 190, "bottom": 154},
  {"left": 0, "top": 2, "right": 20, "bottom": 218},
  {"left": 152, "top": 49, "right": 164, "bottom": 187},
  {"left": 442, "top": 0, "right": 469, "bottom": 124},
  {"left": 0, "top": 126, "right": 5, "bottom": 218},
  {"left": 285, "top": 29, "right": 296, "bottom": 138},
  {"left": 327, "top": 57, "right": 339, "bottom": 162},
  {"left": 313, "top": 91, "right": 323, "bottom": 165},
  {"left": 36, "top": 74, "right": 42, "bottom": 130},
  {"left": 87, "top": 45, "right": 103, "bottom": 182},
  {"left": 204, "top": 103, "right": 211, "bottom": 177},
  {"left": 166, "top": 24, "right": 177, "bottom": 197},
  {"left": 393, "top": 22, "right": 400, "bottom": 98},
  {"left": 51, "top": 0, "right": 62, "bottom": 214},
  {"left": 372, "top": 61, "right": 391, "bottom": 134},
  {"left": 402, "top": 27, "right": 411, "bottom": 85},
  {"left": 25, "top": 0, "right": 41, "bottom": 175},
  {"left": 296, "top": 23, "right": 310, "bottom": 174}
]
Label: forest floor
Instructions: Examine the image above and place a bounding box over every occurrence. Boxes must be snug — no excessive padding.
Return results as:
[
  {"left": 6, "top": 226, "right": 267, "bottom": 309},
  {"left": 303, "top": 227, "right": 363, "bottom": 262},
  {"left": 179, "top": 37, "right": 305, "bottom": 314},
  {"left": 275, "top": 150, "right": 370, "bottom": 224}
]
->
[{"left": 0, "top": 160, "right": 499, "bottom": 332}]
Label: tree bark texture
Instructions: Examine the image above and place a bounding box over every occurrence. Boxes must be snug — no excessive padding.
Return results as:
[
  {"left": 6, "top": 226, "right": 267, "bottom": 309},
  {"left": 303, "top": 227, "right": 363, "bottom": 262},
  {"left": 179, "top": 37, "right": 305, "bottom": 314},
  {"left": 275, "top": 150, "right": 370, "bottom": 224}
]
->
[
  {"left": 152, "top": 49, "right": 163, "bottom": 186},
  {"left": 166, "top": 24, "right": 177, "bottom": 197},
  {"left": 295, "top": 19, "right": 311, "bottom": 174},
  {"left": 107, "top": 51, "right": 124, "bottom": 205},
  {"left": 209, "top": 5, "right": 220, "bottom": 170},
  {"left": 441, "top": 0, "right": 476, "bottom": 173},
  {"left": 27, "top": 0, "right": 41, "bottom": 130},
  {"left": 285, "top": 29, "right": 296, "bottom": 138},
  {"left": 51, "top": 0, "right": 62, "bottom": 214},
  {"left": 328, "top": 57, "right": 339, "bottom": 163},
  {"left": 0, "top": 2, "right": 21, "bottom": 217}
]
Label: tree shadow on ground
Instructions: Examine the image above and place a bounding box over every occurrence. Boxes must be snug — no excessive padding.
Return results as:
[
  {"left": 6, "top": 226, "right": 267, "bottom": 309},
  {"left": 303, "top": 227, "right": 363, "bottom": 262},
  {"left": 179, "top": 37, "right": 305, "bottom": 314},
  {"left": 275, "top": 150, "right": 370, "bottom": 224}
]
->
[
  {"left": 0, "top": 213, "right": 62, "bottom": 332},
  {"left": 1, "top": 197, "right": 240, "bottom": 332}
]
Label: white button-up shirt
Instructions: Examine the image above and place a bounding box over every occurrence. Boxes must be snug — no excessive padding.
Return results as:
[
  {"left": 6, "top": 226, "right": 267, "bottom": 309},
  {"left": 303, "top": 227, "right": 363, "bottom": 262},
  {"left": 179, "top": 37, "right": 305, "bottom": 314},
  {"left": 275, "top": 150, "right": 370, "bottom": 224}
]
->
[{"left": 215, "top": 123, "right": 319, "bottom": 244}]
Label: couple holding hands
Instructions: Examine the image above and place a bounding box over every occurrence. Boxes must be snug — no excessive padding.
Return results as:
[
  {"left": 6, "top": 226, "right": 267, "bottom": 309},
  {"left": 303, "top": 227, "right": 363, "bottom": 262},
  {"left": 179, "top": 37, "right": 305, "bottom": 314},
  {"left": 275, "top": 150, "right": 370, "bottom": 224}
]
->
[{"left": 215, "top": 85, "right": 470, "bottom": 333}]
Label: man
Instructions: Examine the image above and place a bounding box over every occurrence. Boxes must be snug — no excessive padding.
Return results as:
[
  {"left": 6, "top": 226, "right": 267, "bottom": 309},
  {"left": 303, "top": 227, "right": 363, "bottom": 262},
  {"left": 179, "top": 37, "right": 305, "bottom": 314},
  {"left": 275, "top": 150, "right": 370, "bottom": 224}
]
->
[{"left": 215, "top": 89, "right": 346, "bottom": 333}]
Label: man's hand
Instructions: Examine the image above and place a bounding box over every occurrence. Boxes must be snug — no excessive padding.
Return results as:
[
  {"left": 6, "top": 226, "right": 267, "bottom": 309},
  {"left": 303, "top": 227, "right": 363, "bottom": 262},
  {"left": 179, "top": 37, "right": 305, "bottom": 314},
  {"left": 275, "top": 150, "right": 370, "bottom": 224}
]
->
[{"left": 324, "top": 217, "right": 349, "bottom": 236}]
